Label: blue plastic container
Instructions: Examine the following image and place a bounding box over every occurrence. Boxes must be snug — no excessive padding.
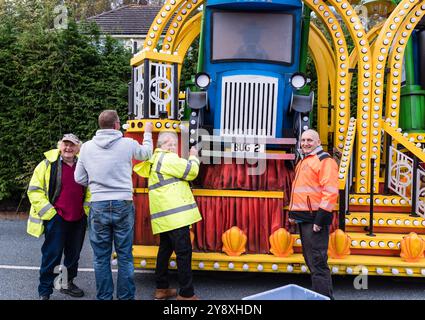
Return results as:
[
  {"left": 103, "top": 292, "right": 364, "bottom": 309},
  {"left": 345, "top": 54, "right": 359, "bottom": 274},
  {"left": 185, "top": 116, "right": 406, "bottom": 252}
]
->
[{"left": 242, "top": 284, "right": 330, "bottom": 300}]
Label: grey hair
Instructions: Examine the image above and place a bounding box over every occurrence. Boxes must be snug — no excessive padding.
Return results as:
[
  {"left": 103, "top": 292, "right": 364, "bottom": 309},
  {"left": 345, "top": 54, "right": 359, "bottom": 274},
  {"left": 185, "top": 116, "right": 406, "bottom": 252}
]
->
[{"left": 157, "top": 131, "right": 178, "bottom": 148}]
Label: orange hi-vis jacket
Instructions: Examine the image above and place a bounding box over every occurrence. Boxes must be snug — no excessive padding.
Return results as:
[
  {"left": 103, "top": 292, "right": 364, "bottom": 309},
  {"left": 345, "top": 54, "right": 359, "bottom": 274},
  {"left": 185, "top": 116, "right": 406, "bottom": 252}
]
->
[{"left": 289, "top": 146, "right": 339, "bottom": 226}]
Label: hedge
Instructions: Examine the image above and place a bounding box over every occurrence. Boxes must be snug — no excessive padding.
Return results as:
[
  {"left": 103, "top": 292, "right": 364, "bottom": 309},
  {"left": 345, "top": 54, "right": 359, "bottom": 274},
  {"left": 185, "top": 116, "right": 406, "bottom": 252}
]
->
[{"left": 0, "top": 2, "right": 132, "bottom": 201}]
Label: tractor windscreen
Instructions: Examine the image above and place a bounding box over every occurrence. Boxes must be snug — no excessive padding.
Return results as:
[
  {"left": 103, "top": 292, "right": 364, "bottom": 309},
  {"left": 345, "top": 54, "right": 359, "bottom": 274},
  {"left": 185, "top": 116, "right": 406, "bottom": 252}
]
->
[{"left": 212, "top": 11, "right": 293, "bottom": 64}]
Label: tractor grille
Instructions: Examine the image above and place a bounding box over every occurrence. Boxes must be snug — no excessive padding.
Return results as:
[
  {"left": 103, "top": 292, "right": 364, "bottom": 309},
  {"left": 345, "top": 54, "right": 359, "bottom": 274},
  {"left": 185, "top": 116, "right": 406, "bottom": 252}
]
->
[{"left": 220, "top": 75, "right": 278, "bottom": 137}]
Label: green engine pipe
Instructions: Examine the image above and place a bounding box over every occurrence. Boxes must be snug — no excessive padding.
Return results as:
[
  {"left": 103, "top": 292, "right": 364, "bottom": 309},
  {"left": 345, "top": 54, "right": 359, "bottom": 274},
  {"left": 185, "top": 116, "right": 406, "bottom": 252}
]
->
[
  {"left": 299, "top": 6, "right": 311, "bottom": 75},
  {"left": 400, "top": 37, "right": 425, "bottom": 132},
  {"left": 196, "top": 5, "right": 206, "bottom": 73},
  {"left": 297, "top": 6, "right": 311, "bottom": 96}
]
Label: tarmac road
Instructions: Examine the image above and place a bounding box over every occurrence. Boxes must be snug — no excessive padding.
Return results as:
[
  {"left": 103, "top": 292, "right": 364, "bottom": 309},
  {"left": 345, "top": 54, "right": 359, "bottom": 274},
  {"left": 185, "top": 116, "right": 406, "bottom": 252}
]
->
[{"left": 1, "top": 219, "right": 425, "bottom": 300}]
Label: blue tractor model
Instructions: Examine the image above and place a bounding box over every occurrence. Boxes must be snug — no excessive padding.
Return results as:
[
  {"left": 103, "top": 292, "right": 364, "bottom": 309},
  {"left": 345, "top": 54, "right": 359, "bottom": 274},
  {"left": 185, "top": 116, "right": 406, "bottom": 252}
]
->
[{"left": 186, "top": 0, "right": 313, "bottom": 160}]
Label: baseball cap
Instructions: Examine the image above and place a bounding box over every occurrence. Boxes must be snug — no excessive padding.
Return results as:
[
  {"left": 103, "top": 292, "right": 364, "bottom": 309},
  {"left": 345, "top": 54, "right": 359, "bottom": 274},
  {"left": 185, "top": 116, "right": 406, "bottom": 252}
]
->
[{"left": 61, "top": 133, "right": 81, "bottom": 145}]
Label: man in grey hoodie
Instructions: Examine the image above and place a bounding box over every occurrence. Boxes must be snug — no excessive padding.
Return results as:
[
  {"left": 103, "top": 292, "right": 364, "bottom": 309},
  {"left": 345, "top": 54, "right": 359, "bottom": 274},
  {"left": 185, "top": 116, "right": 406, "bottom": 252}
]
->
[{"left": 74, "top": 109, "right": 153, "bottom": 300}]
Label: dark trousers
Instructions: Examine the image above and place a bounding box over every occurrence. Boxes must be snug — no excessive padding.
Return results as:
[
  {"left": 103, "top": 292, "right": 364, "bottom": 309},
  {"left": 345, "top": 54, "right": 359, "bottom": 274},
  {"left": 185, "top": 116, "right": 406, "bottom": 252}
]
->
[
  {"left": 299, "top": 222, "right": 334, "bottom": 299},
  {"left": 155, "top": 226, "right": 194, "bottom": 298},
  {"left": 38, "top": 214, "right": 87, "bottom": 297}
]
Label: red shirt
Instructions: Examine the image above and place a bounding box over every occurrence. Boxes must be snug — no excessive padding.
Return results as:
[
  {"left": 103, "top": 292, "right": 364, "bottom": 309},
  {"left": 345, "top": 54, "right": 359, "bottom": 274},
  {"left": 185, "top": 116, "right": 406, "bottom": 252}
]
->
[{"left": 54, "top": 161, "right": 85, "bottom": 222}]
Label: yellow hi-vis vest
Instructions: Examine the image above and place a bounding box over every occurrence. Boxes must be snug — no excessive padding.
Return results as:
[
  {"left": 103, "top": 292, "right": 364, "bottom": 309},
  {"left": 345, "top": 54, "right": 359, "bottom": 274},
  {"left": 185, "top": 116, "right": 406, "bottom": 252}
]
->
[
  {"left": 26, "top": 149, "right": 91, "bottom": 238},
  {"left": 133, "top": 148, "right": 202, "bottom": 235}
]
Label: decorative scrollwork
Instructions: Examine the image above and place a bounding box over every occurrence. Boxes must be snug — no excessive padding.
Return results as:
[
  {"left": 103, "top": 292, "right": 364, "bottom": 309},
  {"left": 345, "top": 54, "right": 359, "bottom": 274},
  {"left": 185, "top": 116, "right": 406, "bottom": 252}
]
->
[
  {"left": 150, "top": 77, "right": 173, "bottom": 106},
  {"left": 389, "top": 147, "right": 413, "bottom": 202},
  {"left": 417, "top": 169, "right": 425, "bottom": 217},
  {"left": 134, "top": 64, "right": 144, "bottom": 118},
  {"left": 390, "top": 162, "right": 413, "bottom": 187}
]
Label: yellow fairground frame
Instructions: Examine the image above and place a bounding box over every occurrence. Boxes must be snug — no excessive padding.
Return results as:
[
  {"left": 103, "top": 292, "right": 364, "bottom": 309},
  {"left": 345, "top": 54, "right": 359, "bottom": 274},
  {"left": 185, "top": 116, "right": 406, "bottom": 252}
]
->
[
  {"left": 134, "top": 188, "right": 284, "bottom": 199},
  {"left": 133, "top": 0, "right": 425, "bottom": 196},
  {"left": 305, "top": 0, "right": 352, "bottom": 158},
  {"left": 126, "top": 119, "right": 181, "bottom": 133},
  {"left": 128, "top": 0, "right": 425, "bottom": 276},
  {"left": 133, "top": 246, "right": 425, "bottom": 277},
  {"left": 309, "top": 23, "right": 336, "bottom": 150},
  {"left": 383, "top": 120, "right": 425, "bottom": 162},
  {"left": 345, "top": 212, "right": 425, "bottom": 231},
  {"left": 370, "top": 0, "right": 425, "bottom": 193},
  {"left": 338, "top": 118, "right": 356, "bottom": 190},
  {"left": 347, "top": 22, "right": 383, "bottom": 86}
]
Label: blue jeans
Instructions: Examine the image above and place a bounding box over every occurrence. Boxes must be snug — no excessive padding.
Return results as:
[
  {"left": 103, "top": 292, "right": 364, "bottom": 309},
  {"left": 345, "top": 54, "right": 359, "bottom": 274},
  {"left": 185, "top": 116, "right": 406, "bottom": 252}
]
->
[{"left": 89, "top": 200, "right": 135, "bottom": 300}]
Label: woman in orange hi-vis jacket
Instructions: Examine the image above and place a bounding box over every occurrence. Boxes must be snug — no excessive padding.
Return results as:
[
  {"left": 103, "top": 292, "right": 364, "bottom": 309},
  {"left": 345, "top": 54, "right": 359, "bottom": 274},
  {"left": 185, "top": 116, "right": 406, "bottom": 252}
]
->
[{"left": 289, "top": 129, "right": 339, "bottom": 300}]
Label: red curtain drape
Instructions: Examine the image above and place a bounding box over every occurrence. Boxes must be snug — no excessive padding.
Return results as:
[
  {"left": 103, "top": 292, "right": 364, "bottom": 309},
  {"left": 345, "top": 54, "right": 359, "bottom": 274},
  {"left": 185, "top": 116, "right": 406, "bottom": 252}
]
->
[
  {"left": 194, "top": 196, "right": 284, "bottom": 254},
  {"left": 130, "top": 143, "right": 297, "bottom": 251},
  {"left": 132, "top": 156, "right": 340, "bottom": 250},
  {"left": 134, "top": 193, "right": 285, "bottom": 254},
  {"left": 133, "top": 193, "right": 159, "bottom": 246},
  {"left": 197, "top": 160, "right": 294, "bottom": 205}
]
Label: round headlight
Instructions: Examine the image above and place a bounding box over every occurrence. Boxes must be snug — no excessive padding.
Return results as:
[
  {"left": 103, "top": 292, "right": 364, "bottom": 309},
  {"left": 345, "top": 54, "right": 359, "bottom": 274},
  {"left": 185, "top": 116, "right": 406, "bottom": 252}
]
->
[
  {"left": 290, "top": 72, "right": 308, "bottom": 90},
  {"left": 195, "top": 72, "right": 211, "bottom": 89}
]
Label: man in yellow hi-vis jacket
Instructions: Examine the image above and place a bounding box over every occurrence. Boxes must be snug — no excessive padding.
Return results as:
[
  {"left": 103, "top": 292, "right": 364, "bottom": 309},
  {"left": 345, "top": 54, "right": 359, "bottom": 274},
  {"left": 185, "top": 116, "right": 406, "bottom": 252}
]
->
[
  {"left": 134, "top": 132, "right": 202, "bottom": 300},
  {"left": 27, "top": 134, "right": 90, "bottom": 300}
]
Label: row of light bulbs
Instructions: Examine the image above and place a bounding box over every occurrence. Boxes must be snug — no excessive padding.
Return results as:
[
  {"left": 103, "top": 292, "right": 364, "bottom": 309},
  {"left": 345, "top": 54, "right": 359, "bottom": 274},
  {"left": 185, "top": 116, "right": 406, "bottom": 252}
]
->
[
  {"left": 368, "top": 1, "right": 425, "bottom": 192},
  {"left": 346, "top": 217, "right": 425, "bottom": 227},
  {"left": 145, "top": 0, "right": 199, "bottom": 51},
  {"left": 294, "top": 236, "right": 402, "bottom": 249},
  {"left": 330, "top": 0, "right": 372, "bottom": 192},
  {"left": 385, "top": 4, "right": 425, "bottom": 125},
  {"left": 338, "top": 118, "right": 356, "bottom": 180},
  {"left": 386, "top": 118, "right": 425, "bottom": 151},
  {"left": 350, "top": 196, "right": 408, "bottom": 205},
  {"left": 310, "top": 0, "right": 351, "bottom": 152},
  {"left": 135, "top": 259, "right": 425, "bottom": 276},
  {"left": 128, "top": 120, "right": 180, "bottom": 130}
]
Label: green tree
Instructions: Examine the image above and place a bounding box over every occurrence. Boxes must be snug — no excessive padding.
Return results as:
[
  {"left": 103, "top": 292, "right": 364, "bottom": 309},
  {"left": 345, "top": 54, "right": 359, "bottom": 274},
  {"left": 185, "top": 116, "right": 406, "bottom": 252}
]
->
[
  {"left": 0, "top": 0, "right": 132, "bottom": 203},
  {"left": 179, "top": 37, "right": 199, "bottom": 92}
]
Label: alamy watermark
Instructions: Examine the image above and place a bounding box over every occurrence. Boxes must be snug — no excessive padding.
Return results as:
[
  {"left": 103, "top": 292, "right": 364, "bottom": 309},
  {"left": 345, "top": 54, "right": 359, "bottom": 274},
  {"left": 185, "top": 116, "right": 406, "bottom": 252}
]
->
[
  {"left": 180, "top": 128, "right": 273, "bottom": 176},
  {"left": 353, "top": 265, "right": 368, "bottom": 290},
  {"left": 53, "top": 4, "right": 68, "bottom": 30},
  {"left": 53, "top": 265, "right": 68, "bottom": 290}
]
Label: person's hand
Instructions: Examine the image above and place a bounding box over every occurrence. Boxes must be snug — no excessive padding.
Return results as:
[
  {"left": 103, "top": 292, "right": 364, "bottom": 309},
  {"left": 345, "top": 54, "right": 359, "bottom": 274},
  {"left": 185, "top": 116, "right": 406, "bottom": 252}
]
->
[
  {"left": 288, "top": 218, "right": 295, "bottom": 225},
  {"left": 190, "top": 146, "right": 198, "bottom": 157},
  {"left": 144, "top": 122, "right": 153, "bottom": 133},
  {"left": 313, "top": 224, "right": 322, "bottom": 232}
]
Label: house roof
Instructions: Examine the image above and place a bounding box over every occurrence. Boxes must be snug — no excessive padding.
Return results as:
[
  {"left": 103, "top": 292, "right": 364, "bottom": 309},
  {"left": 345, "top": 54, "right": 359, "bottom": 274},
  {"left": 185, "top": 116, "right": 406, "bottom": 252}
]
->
[{"left": 88, "top": 4, "right": 165, "bottom": 36}]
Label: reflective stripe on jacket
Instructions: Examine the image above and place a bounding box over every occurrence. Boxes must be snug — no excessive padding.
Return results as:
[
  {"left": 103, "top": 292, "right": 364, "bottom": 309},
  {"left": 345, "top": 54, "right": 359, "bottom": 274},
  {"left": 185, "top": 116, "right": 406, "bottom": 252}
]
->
[
  {"left": 133, "top": 148, "right": 202, "bottom": 235},
  {"left": 289, "top": 147, "right": 339, "bottom": 214},
  {"left": 26, "top": 149, "right": 91, "bottom": 238}
]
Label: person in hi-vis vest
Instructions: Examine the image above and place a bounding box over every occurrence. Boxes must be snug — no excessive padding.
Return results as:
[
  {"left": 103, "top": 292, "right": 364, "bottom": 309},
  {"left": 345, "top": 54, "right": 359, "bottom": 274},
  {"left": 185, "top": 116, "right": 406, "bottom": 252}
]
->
[
  {"left": 134, "top": 132, "right": 202, "bottom": 300},
  {"left": 27, "top": 133, "right": 90, "bottom": 300}
]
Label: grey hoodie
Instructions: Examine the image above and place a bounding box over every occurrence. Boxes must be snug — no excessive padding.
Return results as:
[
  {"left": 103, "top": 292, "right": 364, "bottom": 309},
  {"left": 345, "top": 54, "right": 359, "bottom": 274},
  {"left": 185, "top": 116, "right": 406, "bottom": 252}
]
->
[{"left": 75, "top": 129, "right": 153, "bottom": 202}]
